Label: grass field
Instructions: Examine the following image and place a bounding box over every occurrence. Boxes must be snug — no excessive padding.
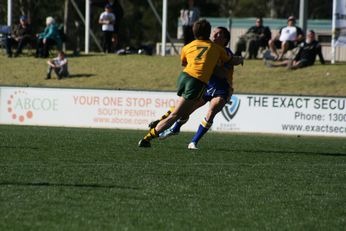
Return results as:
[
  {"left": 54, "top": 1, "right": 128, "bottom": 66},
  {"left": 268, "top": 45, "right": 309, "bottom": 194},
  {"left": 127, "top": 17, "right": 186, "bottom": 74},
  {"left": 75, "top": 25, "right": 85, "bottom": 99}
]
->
[
  {"left": 1, "top": 52, "right": 346, "bottom": 230},
  {"left": 0, "top": 125, "right": 345, "bottom": 230},
  {"left": 1, "top": 53, "right": 346, "bottom": 96}
]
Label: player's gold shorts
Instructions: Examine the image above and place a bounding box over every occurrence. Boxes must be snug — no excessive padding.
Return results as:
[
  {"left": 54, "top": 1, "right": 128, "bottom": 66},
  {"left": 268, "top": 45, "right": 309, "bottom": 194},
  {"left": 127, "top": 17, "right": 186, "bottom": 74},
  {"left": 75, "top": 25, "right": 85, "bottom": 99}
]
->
[{"left": 176, "top": 72, "right": 206, "bottom": 100}]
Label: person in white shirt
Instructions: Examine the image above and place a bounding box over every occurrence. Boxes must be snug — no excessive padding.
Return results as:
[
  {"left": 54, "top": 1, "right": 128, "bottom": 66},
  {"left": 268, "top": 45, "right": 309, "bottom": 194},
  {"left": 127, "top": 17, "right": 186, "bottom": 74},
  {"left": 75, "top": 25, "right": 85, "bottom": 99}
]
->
[
  {"left": 99, "top": 4, "right": 116, "bottom": 53},
  {"left": 46, "top": 51, "right": 69, "bottom": 80},
  {"left": 268, "top": 16, "right": 304, "bottom": 60}
]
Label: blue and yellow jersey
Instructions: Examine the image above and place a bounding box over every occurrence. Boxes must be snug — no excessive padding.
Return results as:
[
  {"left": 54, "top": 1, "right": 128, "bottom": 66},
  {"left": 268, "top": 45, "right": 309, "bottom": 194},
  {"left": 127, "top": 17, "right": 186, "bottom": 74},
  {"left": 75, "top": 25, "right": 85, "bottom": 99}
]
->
[
  {"left": 204, "top": 48, "right": 234, "bottom": 101},
  {"left": 181, "top": 39, "right": 231, "bottom": 84}
]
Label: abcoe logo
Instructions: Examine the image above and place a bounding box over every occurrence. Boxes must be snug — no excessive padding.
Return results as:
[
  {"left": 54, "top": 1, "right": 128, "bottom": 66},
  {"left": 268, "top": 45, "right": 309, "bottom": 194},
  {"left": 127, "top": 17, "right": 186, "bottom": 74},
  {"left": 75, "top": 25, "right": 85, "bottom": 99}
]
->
[
  {"left": 7, "top": 90, "right": 58, "bottom": 123},
  {"left": 221, "top": 95, "right": 241, "bottom": 121}
]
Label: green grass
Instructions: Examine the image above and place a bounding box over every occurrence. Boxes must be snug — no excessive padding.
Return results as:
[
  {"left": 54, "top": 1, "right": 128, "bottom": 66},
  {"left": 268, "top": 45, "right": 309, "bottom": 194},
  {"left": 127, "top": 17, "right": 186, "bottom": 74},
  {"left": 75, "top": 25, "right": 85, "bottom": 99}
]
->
[
  {"left": 0, "top": 53, "right": 346, "bottom": 96},
  {"left": 1, "top": 51, "right": 346, "bottom": 230},
  {"left": 0, "top": 125, "right": 345, "bottom": 230}
]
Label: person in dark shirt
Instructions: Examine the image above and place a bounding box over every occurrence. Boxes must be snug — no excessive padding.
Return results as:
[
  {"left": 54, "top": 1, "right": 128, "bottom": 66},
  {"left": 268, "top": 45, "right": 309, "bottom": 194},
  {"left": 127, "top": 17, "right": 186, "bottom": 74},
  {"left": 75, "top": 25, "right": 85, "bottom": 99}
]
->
[
  {"left": 235, "top": 17, "right": 271, "bottom": 59},
  {"left": 5, "top": 15, "right": 33, "bottom": 57},
  {"left": 180, "top": 0, "right": 200, "bottom": 45},
  {"left": 265, "top": 30, "right": 325, "bottom": 69}
]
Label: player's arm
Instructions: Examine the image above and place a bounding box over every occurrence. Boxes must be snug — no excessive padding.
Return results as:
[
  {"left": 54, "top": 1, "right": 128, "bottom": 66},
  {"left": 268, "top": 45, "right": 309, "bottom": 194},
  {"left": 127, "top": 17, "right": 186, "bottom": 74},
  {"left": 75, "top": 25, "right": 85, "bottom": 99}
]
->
[
  {"left": 218, "top": 46, "right": 244, "bottom": 67},
  {"left": 229, "top": 56, "right": 244, "bottom": 66},
  {"left": 214, "top": 48, "right": 243, "bottom": 79}
]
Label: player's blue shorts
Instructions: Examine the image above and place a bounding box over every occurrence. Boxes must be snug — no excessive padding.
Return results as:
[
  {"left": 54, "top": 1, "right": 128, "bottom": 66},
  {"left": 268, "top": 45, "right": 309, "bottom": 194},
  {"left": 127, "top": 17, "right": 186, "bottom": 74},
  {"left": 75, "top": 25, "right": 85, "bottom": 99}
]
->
[
  {"left": 203, "top": 85, "right": 229, "bottom": 102},
  {"left": 203, "top": 72, "right": 230, "bottom": 102}
]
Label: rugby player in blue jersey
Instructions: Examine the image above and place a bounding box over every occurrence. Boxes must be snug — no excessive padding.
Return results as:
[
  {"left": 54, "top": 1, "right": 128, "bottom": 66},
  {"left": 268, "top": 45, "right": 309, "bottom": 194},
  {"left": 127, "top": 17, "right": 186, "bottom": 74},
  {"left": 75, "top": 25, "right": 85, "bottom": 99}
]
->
[{"left": 152, "top": 26, "right": 243, "bottom": 149}]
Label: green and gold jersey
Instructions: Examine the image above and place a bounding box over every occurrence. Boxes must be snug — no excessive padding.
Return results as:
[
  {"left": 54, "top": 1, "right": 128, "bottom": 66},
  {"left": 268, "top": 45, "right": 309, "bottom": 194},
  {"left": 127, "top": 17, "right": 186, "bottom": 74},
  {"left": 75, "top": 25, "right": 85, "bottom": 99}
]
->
[{"left": 181, "top": 39, "right": 231, "bottom": 84}]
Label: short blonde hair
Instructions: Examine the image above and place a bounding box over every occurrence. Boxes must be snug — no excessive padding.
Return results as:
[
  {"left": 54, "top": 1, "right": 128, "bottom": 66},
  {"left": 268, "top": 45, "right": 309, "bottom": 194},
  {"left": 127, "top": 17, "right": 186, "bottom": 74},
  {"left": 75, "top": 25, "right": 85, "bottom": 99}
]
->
[{"left": 46, "top": 16, "right": 55, "bottom": 26}]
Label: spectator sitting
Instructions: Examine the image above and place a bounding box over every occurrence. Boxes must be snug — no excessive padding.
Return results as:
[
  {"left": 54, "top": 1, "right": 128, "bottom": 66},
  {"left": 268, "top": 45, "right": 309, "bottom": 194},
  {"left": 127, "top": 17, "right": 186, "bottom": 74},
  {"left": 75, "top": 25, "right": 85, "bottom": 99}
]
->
[
  {"left": 5, "top": 15, "right": 33, "bottom": 58},
  {"left": 265, "top": 30, "right": 325, "bottom": 69},
  {"left": 180, "top": 0, "right": 200, "bottom": 45},
  {"left": 268, "top": 16, "right": 304, "bottom": 60},
  {"left": 234, "top": 17, "right": 271, "bottom": 59},
  {"left": 36, "top": 16, "right": 62, "bottom": 58},
  {"left": 45, "top": 51, "right": 69, "bottom": 80}
]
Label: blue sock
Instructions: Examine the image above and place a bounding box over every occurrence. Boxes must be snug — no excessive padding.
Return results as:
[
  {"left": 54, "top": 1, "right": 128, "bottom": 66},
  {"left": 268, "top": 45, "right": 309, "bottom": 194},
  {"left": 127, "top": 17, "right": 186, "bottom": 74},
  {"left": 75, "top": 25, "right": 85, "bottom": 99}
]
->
[
  {"left": 171, "top": 119, "right": 188, "bottom": 133},
  {"left": 191, "top": 118, "right": 212, "bottom": 144}
]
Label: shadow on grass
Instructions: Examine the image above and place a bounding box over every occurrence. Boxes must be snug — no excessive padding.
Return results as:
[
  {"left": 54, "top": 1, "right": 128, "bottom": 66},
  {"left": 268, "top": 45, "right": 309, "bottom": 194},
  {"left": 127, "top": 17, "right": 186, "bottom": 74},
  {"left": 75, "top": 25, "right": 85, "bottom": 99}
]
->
[
  {"left": 0, "top": 145, "right": 39, "bottom": 150},
  {"left": 215, "top": 148, "right": 346, "bottom": 157},
  {"left": 0, "top": 181, "right": 140, "bottom": 190},
  {"left": 67, "top": 53, "right": 104, "bottom": 58},
  {"left": 69, "top": 73, "right": 96, "bottom": 78}
]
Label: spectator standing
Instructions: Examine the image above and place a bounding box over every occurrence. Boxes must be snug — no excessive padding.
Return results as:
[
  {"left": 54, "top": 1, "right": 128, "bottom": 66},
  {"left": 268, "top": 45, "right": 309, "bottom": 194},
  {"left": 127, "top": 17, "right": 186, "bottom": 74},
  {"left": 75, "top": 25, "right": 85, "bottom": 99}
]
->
[
  {"left": 265, "top": 30, "right": 325, "bottom": 69},
  {"left": 5, "top": 15, "right": 33, "bottom": 58},
  {"left": 46, "top": 51, "right": 69, "bottom": 80},
  {"left": 268, "top": 16, "right": 304, "bottom": 60},
  {"left": 99, "top": 4, "right": 116, "bottom": 53},
  {"left": 92, "top": 0, "right": 123, "bottom": 50},
  {"left": 180, "top": 0, "right": 200, "bottom": 45},
  {"left": 234, "top": 17, "right": 271, "bottom": 59},
  {"left": 36, "top": 16, "right": 62, "bottom": 58}
]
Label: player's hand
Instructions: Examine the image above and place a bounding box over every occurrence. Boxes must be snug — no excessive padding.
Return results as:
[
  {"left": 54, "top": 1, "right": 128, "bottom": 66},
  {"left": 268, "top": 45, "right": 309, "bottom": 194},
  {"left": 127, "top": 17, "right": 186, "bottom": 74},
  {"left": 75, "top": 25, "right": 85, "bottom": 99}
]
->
[
  {"left": 232, "top": 56, "right": 244, "bottom": 66},
  {"left": 238, "top": 56, "right": 244, "bottom": 66}
]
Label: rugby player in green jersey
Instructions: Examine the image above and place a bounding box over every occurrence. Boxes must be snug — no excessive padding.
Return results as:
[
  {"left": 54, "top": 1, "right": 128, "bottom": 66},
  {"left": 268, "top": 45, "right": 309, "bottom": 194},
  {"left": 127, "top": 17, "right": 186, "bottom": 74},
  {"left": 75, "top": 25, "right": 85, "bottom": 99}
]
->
[
  {"left": 138, "top": 19, "right": 241, "bottom": 148},
  {"left": 150, "top": 27, "right": 243, "bottom": 149}
]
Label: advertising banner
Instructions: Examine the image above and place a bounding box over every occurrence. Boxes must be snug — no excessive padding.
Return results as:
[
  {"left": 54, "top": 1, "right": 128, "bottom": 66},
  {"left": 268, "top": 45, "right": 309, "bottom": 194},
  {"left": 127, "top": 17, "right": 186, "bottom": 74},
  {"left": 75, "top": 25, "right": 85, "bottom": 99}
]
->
[
  {"left": 0, "top": 87, "right": 182, "bottom": 129},
  {"left": 0, "top": 87, "right": 345, "bottom": 137},
  {"left": 333, "top": 0, "right": 346, "bottom": 47},
  {"left": 214, "top": 94, "right": 346, "bottom": 137}
]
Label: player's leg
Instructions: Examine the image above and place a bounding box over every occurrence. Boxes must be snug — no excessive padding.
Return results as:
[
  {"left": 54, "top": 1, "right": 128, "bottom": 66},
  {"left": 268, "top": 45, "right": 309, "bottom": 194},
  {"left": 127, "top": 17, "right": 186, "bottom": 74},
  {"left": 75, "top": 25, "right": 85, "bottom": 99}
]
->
[
  {"left": 149, "top": 78, "right": 205, "bottom": 130},
  {"left": 139, "top": 72, "right": 206, "bottom": 147},
  {"left": 158, "top": 116, "right": 188, "bottom": 140},
  {"left": 156, "top": 96, "right": 197, "bottom": 134},
  {"left": 148, "top": 106, "right": 175, "bottom": 129},
  {"left": 189, "top": 96, "right": 226, "bottom": 149},
  {"left": 159, "top": 99, "right": 206, "bottom": 139},
  {"left": 139, "top": 96, "right": 197, "bottom": 147}
]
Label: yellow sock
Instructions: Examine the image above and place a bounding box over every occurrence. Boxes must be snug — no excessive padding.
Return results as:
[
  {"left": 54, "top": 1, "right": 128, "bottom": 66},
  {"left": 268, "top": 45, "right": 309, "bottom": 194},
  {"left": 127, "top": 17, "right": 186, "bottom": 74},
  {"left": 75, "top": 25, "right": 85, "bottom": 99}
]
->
[
  {"left": 159, "top": 107, "right": 175, "bottom": 120},
  {"left": 143, "top": 128, "right": 158, "bottom": 141}
]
